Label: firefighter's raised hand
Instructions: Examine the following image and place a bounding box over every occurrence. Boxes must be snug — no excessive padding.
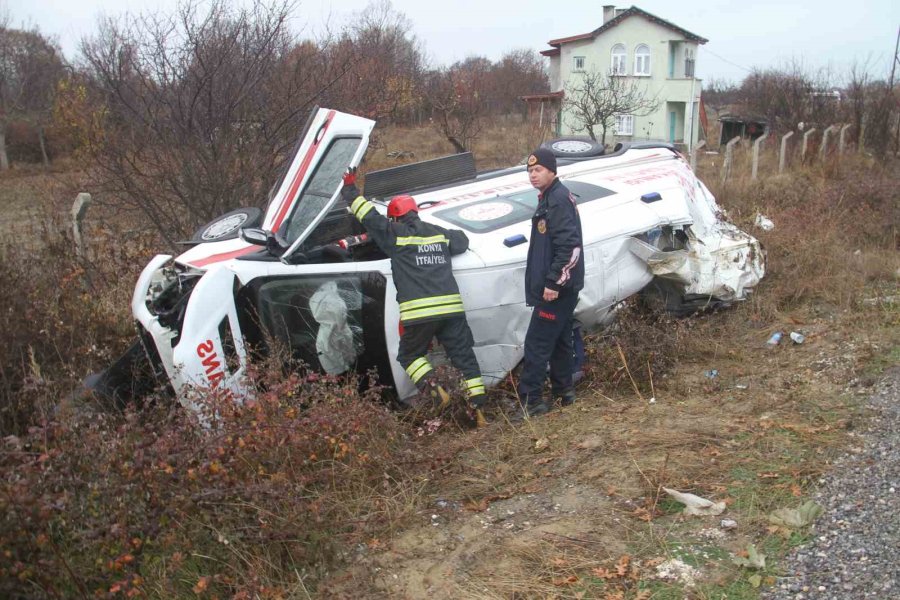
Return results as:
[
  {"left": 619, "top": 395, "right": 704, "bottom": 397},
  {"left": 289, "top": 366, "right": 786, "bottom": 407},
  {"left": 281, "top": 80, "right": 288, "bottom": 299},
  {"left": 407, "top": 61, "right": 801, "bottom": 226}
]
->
[{"left": 341, "top": 167, "right": 360, "bottom": 203}]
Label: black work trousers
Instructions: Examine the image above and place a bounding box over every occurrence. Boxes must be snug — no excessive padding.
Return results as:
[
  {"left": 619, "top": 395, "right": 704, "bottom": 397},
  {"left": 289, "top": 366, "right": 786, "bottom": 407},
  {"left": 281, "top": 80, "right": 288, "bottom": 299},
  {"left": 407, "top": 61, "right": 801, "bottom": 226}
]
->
[
  {"left": 397, "top": 316, "right": 484, "bottom": 400},
  {"left": 517, "top": 292, "right": 579, "bottom": 404}
]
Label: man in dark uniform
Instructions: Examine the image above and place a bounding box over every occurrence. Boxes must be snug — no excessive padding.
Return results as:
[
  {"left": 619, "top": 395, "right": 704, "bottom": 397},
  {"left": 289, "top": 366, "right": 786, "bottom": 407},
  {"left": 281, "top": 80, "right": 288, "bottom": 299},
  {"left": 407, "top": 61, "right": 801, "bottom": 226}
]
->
[
  {"left": 517, "top": 148, "right": 584, "bottom": 418},
  {"left": 341, "top": 168, "right": 487, "bottom": 425}
]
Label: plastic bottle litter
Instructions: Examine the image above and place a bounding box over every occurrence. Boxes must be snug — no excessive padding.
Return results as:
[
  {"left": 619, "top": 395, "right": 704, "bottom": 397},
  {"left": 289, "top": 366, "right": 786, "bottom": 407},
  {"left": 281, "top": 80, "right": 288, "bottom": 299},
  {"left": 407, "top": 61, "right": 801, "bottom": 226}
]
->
[
  {"left": 704, "top": 369, "right": 719, "bottom": 379},
  {"left": 765, "top": 331, "right": 783, "bottom": 348},
  {"left": 754, "top": 213, "right": 775, "bottom": 231},
  {"left": 789, "top": 331, "right": 806, "bottom": 344}
]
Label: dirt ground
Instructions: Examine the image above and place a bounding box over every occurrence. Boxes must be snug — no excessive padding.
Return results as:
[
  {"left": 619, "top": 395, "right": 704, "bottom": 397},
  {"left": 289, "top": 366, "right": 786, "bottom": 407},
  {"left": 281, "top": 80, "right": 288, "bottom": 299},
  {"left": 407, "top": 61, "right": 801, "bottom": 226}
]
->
[{"left": 322, "top": 296, "right": 898, "bottom": 599}]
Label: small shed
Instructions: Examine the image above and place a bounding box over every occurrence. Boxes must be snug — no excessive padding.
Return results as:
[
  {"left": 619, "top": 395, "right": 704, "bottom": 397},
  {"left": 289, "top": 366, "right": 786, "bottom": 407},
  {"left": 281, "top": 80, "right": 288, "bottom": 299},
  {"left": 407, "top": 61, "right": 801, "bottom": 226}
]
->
[{"left": 718, "top": 115, "right": 768, "bottom": 146}]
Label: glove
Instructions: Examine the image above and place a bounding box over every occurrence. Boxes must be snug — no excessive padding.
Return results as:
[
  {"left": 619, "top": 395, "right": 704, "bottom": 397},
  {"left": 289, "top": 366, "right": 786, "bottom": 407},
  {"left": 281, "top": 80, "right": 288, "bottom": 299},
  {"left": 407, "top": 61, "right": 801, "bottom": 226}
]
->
[{"left": 340, "top": 167, "right": 360, "bottom": 204}]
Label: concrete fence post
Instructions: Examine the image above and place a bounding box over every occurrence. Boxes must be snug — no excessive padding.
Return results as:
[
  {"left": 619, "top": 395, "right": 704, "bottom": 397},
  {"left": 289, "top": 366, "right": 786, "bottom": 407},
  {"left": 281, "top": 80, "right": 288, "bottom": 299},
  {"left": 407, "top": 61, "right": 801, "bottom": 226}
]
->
[
  {"left": 801, "top": 128, "right": 817, "bottom": 162},
  {"left": 690, "top": 140, "right": 706, "bottom": 171},
  {"left": 721, "top": 136, "right": 741, "bottom": 184},
  {"left": 779, "top": 131, "right": 794, "bottom": 173},
  {"left": 751, "top": 132, "right": 768, "bottom": 180},
  {"left": 71, "top": 193, "right": 92, "bottom": 258},
  {"left": 820, "top": 125, "right": 839, "bottom": 158},
  {"left": 839, "top": 124, "right": 852, "bottom": 155}
]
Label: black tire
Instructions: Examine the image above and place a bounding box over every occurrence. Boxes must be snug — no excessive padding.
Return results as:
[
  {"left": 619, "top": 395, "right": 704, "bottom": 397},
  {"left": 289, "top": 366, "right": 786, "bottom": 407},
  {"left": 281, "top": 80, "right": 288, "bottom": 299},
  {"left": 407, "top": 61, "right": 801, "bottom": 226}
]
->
[
  {"left": 82, "top": 340, "right": 161, "bottom": 410},
  {"left": 540, "top": 137, "right": 606, "bottom": 158},
  {"left": 192, "top": 207, "right": 263, "bottom": 243}
]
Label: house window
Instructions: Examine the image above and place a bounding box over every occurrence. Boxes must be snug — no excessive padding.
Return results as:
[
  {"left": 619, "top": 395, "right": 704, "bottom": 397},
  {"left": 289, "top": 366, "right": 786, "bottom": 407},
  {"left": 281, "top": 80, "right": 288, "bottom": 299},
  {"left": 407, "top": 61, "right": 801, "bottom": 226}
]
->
[
  {"left": 574, "top": 56, "right": 585, "bottom": 71},
  {"left": 684, "top": 48, "right": 695, "bottom": 78},
  {"left": 634, "top": 44, "right": 651, "bottom": 76},
  {"left": 611, "top": 44, "right": 626, "bottom": 75},
  {"left": 614, "top": 114, "right": 634, "bottom": 136}
]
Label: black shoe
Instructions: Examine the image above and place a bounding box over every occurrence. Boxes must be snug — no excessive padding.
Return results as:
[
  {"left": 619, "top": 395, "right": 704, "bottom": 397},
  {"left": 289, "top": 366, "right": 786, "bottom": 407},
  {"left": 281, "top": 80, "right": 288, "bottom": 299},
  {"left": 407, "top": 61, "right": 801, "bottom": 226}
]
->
[
  {"left": 520, "top": 399, "right": 549, "bottom": 419},
  {"left": 554, "top": 390, "right": 576, "bottom": 407}
]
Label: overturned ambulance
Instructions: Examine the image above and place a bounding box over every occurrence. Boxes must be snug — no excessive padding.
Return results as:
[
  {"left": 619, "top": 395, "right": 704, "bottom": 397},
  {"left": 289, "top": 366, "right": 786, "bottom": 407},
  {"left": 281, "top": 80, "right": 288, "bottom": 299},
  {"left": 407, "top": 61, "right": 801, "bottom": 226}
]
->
[{"left": 113, "top": 107, "right": 764, "bottom": 407}]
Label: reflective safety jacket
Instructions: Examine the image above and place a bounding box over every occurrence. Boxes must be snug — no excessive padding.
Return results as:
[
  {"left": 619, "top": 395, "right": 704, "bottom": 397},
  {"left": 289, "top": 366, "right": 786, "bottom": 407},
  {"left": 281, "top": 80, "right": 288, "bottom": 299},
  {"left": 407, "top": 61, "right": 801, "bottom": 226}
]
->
[
  {"left": 525, "top": 177, "right": 584, "bottom": 306},
  {"left": 350, "top": 195, "right": 470, "bottom": 324}
]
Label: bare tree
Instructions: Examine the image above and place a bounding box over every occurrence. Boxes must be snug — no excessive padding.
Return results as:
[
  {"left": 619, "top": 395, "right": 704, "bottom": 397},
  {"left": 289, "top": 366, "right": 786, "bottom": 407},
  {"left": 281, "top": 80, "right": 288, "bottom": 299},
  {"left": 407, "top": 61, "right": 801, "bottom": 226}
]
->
[
  {"left": 845, "top": 60, "right": 872, "bottom": 146},
  {"left": 563, "top": 69, "right": 659, "bottom": 144},
  {"left": 861, "top": 80, "right": 897, "bottom": 157},
  {"left": 326, "top": 0, "right": 424, "bottom": 123},
  {"left": 701, "top": 77, "right": 740, "bottom": 113},
  {"left": 77, "top": 0, "right": 352, "bottom": 245},
  {"left": 0, "top": 25, "right": 64, "bottom": 169},
  {"left": 483, "top": 48, "right": 549, "bottom": 116},
  {"left": 425, "top": 58, "right": 491, "bottom": 153},
  {"left": 739, "top": 62, "right": 841, "bottom": 133}
]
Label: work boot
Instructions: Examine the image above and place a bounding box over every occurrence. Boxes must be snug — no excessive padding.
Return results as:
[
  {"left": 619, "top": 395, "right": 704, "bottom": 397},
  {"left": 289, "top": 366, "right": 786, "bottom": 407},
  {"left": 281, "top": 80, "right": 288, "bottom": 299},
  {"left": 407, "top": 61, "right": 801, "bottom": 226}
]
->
[
  {"left": 553, "top": 389, "right": 577, "bottom": 407},
  {"left": 517, "top": 396, "right": 549, "bottom": 420},
  {"left": 469, "top": 394, "right": 488, "bottom": 428},
  {"left": 421, "top": 379, "right": 451, "bottom": 413}
]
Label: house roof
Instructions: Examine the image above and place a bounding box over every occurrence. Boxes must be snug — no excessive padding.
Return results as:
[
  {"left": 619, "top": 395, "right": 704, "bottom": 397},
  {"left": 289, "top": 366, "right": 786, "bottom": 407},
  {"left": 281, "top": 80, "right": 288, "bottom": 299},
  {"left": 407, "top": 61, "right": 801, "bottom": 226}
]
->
[{"left": 545, "top": 5, "right": 708, "bottom": 49}]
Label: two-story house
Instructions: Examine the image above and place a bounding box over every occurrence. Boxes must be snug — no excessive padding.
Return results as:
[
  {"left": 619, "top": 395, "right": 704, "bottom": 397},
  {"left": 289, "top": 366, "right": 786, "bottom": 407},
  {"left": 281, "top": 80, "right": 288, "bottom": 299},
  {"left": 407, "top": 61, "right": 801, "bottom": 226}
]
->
[{"left": 525, "top": 5, "right": 707, "bottom": 149}]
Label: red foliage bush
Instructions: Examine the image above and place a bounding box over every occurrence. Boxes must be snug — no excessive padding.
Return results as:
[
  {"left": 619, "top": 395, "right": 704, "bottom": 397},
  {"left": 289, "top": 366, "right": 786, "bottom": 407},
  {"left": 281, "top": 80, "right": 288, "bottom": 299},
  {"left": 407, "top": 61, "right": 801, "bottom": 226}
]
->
[{"left": 1, "top": 371, "right": 407, "bottom": 598}]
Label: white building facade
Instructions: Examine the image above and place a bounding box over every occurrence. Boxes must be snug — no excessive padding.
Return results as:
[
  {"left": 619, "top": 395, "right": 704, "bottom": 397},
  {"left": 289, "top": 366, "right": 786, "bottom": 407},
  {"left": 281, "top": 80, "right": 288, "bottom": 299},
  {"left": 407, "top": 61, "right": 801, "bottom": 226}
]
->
[{"left": 534, "top": 5, "right": 707, "bottom": 149}]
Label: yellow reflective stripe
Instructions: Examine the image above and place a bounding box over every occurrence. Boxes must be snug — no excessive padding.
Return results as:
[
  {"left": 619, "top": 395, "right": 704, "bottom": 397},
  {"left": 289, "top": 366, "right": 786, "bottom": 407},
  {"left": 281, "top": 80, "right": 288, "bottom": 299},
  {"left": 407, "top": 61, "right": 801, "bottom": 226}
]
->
[
  {"left": 395, "top": 235, "right": 448, "bottom": 246},
  {"left": 398, "top": 294, "right": 462, "bottom": 311},
  {"left": 465, "top": 377, "right": 485, "bottom": 397},
  {"left": 400, "top": 304, "right": 465, "bottom": 321},
  {"left": 405, "top": 357, "right": 432, "bottom": 383},
  {"left": 351, "top": 196, "right": 374, "bottom": 220}
]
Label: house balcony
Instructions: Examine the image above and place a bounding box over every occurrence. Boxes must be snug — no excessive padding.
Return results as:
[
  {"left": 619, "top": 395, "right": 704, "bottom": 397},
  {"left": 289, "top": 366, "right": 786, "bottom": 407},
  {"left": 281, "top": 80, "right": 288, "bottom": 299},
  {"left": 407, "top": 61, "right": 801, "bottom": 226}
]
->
[{"left": 659, "top": 77, "right": 701, "bottom": 103}]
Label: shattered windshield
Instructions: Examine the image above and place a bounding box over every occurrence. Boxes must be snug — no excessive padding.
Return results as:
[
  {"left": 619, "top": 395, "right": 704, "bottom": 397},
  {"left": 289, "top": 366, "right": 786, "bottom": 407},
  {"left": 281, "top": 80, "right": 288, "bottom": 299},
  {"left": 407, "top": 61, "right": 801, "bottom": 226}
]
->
[
  {"left": 433, "top": 181, "right": 615, "bottom": 233},
  {"left": 281, "top": 137, "right": 363, "bottom": 245}
]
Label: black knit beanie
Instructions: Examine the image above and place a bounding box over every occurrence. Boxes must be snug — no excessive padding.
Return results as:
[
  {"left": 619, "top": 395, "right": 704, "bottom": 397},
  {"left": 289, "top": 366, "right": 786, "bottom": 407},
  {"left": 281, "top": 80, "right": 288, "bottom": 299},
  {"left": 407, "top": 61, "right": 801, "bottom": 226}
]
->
[{"left": 527, "top": 147, "right": 557, "bottom": 173}]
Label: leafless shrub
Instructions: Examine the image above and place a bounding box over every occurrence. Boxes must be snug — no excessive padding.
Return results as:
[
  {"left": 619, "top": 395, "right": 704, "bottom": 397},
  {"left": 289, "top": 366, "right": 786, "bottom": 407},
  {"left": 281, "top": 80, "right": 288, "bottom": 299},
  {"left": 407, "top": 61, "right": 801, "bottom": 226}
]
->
[
  {"left": 77, "top": 0, "right": 349, "bottom": 245},
  {"left": 563, "top": 68, "right": 659, "bottom": 144}
]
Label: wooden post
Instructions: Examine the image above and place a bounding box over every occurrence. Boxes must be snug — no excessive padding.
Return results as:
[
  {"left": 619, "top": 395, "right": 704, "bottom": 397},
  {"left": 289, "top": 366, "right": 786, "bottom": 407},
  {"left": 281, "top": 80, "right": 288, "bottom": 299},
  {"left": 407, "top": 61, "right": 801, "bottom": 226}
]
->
[
  {"left": 71, "top": 193, "right": 92, "bottom": 258},
  {"left": 751, "top": 132, "right": 768, "bottom": 180},
  {"left": 690, "top": 140, "right": 706, "bottom": 171},
  {"left": 801, "top": 128, "right": 817, "bottom": 162},
  {"left": 721, "top": 136, "right": 741, "bottom": 184},
  {"left": 839, "top": 124, "right": 852, "bottom": 155},
  {"left": 820, "top": 125, "right": 838, "bottom": 158},
  {"left": 779, "top": 131, "right": 794, "bottom": 173}
]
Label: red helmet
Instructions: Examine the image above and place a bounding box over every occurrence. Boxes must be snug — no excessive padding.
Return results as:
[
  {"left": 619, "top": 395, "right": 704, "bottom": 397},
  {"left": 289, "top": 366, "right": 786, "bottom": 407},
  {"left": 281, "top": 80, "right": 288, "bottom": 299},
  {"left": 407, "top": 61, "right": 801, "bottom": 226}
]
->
[{"left": 387, "top": 195, "right": 418, "bottom": 219}]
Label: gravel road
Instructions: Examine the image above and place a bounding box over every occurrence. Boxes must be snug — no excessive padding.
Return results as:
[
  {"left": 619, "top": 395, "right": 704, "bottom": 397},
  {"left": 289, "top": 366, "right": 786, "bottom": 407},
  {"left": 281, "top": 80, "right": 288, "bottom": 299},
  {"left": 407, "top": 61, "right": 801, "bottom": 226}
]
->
[{"left": 763, "top": 367, "right": 900, "bottom": 600}]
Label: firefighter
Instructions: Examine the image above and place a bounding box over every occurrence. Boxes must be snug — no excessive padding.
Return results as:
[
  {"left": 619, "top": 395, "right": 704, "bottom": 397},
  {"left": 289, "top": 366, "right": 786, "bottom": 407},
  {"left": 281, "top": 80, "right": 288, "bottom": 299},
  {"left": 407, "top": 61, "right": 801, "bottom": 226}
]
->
[{"left": 341, "top": 168, "right": 487, "bottom": 426}]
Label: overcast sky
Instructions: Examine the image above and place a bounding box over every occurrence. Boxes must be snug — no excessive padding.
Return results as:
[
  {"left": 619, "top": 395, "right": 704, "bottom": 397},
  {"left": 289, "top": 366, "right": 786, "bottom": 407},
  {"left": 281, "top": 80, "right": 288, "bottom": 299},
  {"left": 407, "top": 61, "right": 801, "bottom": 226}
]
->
[{"left": 3, "top": 0, "right": 898, "bottom": 84}]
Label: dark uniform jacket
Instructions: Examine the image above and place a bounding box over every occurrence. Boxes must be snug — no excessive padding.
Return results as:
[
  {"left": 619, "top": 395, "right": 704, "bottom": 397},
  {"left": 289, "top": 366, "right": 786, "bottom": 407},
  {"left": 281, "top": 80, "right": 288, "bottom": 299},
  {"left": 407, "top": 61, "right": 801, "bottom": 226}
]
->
[
  {"left": 524, "top": 177, "right": 584, "bottom": 306},
  {"left": 350, "top": 195, "right": 469, "bottom": 324}
]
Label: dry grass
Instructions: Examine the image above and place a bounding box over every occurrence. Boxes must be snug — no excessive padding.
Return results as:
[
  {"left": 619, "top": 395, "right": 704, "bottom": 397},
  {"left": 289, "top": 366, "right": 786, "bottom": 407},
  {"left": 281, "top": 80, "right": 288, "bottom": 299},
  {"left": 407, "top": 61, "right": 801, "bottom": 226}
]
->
[{"left": 366, "top": 114, "right": 553, "bottom": 173}]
